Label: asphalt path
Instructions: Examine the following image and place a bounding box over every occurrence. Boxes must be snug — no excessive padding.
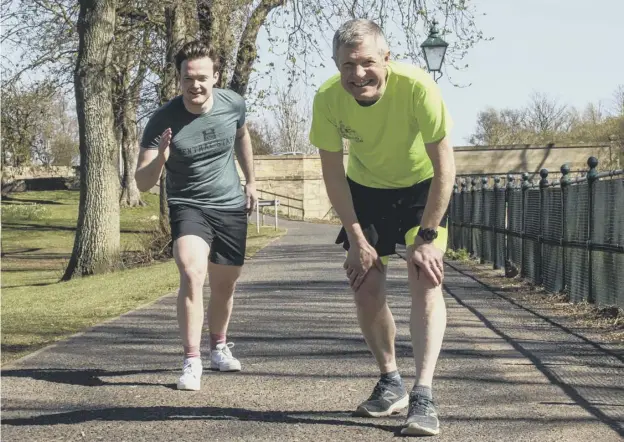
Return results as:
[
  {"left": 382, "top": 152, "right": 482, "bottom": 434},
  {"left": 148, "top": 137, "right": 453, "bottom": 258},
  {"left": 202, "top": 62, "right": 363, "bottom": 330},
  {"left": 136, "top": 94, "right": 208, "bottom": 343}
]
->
[{"left": 2, "top": 218, "right": 622, "bottom": 441}]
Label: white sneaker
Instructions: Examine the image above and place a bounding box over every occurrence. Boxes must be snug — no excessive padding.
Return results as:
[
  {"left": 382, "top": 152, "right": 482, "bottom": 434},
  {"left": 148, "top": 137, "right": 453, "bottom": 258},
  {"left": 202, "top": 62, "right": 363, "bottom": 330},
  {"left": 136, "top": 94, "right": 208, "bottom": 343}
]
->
[
  {"left": 177, "top": 357, "right": 202, "bottom": 390},
  {"left": 211, "top": 343, "right": 242, "bottom": 372}
]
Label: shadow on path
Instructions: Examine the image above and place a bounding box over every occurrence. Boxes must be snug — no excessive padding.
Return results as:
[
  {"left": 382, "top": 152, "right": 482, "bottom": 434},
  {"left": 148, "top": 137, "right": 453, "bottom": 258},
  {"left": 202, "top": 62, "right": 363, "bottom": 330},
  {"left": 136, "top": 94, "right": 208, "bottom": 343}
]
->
[
  {"left": 1, "top": 368, "right": 172, "bottom": 388},
  {"left": 443, "top": 263, "right": 624, "bottom": 437},
  {"left": 1, "top": 406, "right": 399, "bottom": 435}
]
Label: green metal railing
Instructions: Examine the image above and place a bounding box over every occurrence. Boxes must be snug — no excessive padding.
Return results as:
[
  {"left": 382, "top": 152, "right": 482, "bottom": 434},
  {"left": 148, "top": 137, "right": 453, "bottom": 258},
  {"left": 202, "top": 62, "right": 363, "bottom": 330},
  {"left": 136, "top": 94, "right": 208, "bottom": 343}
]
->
[{"left": 448, "top": 157, "right": 624, "bottom": 308}]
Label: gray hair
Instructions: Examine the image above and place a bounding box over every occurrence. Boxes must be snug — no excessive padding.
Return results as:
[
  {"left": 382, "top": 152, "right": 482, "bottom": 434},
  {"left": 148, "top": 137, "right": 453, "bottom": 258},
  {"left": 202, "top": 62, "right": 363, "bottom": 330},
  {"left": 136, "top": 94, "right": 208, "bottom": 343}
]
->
[{"left": 332, "top": 19, "right": 389, "bottom": 62}]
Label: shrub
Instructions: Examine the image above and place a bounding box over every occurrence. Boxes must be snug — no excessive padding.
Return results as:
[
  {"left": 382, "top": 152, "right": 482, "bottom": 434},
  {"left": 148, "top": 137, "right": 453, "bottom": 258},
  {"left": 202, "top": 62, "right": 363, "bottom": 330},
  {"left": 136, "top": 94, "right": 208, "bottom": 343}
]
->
[
  {"left": 445, "top": 248, "right": 470, "bottom": 261},
  {"left": 122, "top": 227, "right": 173, "bottom": 268}
]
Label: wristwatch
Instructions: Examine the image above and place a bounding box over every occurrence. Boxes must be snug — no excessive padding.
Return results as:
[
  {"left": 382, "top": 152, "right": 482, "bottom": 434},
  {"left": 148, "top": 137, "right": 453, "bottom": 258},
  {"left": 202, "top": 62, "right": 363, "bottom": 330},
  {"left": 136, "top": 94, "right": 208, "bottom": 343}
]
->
[{"left": 417, "top": 228, "right": 438, "bottom": 242}]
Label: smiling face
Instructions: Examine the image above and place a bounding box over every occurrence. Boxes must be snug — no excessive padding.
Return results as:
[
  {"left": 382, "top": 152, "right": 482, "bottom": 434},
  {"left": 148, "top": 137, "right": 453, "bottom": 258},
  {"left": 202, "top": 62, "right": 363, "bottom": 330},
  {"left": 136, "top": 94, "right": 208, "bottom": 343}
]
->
[
  {"left": 179, "top": 57, "right": 219, "bottom": 113},
  {"left": 336, "top": 35, "right": 389, "bottom": 102}
]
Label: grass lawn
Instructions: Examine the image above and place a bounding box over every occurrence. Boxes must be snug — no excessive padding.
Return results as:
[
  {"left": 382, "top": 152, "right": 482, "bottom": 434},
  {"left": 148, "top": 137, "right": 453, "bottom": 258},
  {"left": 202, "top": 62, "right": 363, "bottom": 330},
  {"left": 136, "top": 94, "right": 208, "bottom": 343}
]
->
[{"left": 1, "top": 190, "right": 285, "bottom": 365}]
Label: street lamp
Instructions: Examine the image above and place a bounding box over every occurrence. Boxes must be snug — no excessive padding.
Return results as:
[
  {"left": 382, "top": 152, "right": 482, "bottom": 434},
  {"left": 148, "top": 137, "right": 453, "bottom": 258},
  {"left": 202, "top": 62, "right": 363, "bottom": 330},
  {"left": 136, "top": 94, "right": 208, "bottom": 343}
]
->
[{"left": 420, "top": 20, "right": 448, "bottom": 82}]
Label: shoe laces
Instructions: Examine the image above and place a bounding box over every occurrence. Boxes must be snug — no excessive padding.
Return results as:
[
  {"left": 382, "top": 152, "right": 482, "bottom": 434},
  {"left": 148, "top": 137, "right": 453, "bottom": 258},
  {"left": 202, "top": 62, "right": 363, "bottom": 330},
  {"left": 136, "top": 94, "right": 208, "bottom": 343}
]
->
[
  {"left": 371, "top": 381, "right": 385, "bottom": 399},
  {"left": 216, "top": 342, "right": 235, "bottom": 358},
  {"left": 409, "top": 394, "right": 435, "bottom": 416},
  {"left": 370, "top": 378, "right": 395, "bottom": 400},
  {"left": 182, "top": 358, "right": 200, "bottom": 375}
]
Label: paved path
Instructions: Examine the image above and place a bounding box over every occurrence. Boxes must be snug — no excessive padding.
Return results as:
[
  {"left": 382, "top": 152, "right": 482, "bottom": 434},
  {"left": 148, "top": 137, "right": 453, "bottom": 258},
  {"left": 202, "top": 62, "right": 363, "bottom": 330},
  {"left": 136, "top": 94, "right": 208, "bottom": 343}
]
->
[{"left": 2, "top": 219, "right": 623, "bottom": 441}]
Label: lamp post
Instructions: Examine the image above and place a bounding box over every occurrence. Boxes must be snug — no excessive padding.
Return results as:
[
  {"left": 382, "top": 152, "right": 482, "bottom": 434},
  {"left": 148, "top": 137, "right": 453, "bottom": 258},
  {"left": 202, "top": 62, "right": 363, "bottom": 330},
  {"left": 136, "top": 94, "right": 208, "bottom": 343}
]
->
[{"left": 420, "top": 20, "right": 448, "bottom": 82}]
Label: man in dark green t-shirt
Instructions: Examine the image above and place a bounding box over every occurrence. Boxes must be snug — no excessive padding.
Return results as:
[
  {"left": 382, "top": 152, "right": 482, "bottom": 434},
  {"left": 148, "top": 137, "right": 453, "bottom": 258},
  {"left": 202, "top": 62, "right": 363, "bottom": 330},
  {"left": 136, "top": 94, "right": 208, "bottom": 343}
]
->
[{"left": 136, "top": 41, "right": 257, "bottom": 392}]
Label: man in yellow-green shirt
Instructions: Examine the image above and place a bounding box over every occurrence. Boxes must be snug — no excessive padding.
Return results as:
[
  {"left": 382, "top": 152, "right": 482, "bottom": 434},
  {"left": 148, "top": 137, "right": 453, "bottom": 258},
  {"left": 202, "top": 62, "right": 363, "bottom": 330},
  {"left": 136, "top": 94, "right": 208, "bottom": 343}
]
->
[{"left": 309, "top": 19, "right": 456, "bottom": 437}]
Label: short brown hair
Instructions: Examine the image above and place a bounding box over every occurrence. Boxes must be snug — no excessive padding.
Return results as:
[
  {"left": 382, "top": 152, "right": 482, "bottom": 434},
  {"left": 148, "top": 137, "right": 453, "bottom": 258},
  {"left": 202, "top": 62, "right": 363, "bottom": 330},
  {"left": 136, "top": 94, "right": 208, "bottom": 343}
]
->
[
  {"left": 175, "top": 40, "right": 220, "bottom": 73},
  {"left": 333, "top": 19, "right": 389, "bottom": 62}
]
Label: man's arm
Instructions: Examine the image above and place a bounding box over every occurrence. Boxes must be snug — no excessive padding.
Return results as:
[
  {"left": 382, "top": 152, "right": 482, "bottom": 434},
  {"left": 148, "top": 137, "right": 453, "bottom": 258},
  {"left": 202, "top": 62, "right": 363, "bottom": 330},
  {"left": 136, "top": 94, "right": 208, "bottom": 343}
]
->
[
  {"left": 135, "top": 117, "right": 170, "bottom": 192},
  {"left": 319, "top": 149, "right": 367, "bottom": 246},
  {"left": 234, "top": 124, "right": 255, "bottom": 185},
  {"left": 420, "top": 135, "right": 456, "bottom": 230},
  {"left": 135, "top": 126, "right": 172, "bottom": 192},
  {"left": 234, "top": 124, "right": 257, "bottom": 213},
  {"left": 135, "top": 148, "right": 166, "bottom": 192},
  {"left": 320, "top": 149, "right": 383, "bottom": 288},
  {"left": 409, "top": 135, "right": 455, "bottom": 286}
]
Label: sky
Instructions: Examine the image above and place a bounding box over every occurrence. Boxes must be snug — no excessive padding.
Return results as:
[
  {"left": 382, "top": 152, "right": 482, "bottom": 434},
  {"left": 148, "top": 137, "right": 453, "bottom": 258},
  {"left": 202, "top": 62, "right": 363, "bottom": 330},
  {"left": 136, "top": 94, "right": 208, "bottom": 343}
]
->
[
  {"left": 251, "top": 0, "right": 624, "bottom": 146},
  {"left": 3, "top": 0, "right": 622, "bottom": 147}
]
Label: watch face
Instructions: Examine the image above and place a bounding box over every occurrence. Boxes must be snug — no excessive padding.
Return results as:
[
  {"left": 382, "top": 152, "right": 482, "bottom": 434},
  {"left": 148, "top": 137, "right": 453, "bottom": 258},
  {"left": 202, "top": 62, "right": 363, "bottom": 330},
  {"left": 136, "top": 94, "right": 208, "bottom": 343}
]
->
[{"left": 420, "top": 229, "right": 438, "bottom": 241}]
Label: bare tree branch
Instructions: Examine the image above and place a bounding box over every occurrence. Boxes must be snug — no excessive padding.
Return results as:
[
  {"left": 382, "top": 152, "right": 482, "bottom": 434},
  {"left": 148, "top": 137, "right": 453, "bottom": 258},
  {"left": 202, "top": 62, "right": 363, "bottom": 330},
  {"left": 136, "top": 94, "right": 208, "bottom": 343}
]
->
[{"left": 229, "top": 0, "right": 285, "bottom": 96}]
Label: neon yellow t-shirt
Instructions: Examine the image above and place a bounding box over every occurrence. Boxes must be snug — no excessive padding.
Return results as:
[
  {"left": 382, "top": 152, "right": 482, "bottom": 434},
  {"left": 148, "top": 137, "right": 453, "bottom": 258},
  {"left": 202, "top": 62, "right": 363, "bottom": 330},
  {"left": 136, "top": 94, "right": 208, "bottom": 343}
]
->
[{"left": 309, "top": 61, "right": 452, "bottom": 189}]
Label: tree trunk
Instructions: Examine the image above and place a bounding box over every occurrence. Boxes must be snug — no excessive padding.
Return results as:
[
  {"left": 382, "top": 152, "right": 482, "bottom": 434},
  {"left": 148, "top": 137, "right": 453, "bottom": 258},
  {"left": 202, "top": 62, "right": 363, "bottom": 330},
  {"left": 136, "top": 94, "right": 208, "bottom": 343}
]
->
[
  {"left": 119, "top": 98, "right": 144, "bottom": 207},
  {"left": 113, "top": 10, "right": 150, "bottom": 207},
  {"left": 119, "top": 50, "right": 147, "bottom": 207},
  {"left": 159, "top": 1, "right": 189, "bottom": 232},
  {"left": 63, "top": 0, "right": 119, "bottom": 280},
  {"left": 197, "top": 0, "right": 235, "bottom": 88},
  {"left": 229, "top": 0, "right": 285, "bottom": 96}
]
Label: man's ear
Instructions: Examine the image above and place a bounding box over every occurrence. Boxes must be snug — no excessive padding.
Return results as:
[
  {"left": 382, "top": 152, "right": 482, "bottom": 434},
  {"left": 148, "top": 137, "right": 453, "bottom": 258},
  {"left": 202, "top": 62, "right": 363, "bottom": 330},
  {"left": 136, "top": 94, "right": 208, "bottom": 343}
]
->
[
  {"left": 213, "top": 70, "right": 220, "bottom": 85},
  {"left": 383, "top": 50, "right": 390, "bottom": 63}
]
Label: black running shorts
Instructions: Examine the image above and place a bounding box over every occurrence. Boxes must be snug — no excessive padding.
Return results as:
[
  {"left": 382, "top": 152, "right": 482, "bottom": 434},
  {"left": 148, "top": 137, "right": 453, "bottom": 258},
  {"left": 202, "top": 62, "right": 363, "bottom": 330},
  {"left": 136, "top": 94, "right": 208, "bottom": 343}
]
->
[
  {"left": 335, "top": 177, "right": 448, "bottom": 260},
  {"left": 169, "top": 204, "right": 248, "bottom": 266}
]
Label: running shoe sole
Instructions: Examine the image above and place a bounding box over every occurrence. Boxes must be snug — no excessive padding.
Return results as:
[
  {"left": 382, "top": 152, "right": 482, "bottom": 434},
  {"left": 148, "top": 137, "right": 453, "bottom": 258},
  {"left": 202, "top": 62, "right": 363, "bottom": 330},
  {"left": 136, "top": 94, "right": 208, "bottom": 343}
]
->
[
  {"left": 210, "top": 361, "right": 242, "bottom": 372},
  {"left": 176, "top": 380, "right": 201, "bottom": 391},
  {"left": 401, "top": 422, "right": 440, "bottom": 436},
  {"left": 354, "top": 394, "right": 409, "bottom": 417}
]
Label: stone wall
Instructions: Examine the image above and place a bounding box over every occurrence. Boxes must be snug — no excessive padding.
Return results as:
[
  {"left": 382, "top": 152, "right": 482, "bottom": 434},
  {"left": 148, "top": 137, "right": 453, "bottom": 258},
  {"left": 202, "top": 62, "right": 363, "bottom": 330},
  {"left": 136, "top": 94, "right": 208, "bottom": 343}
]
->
[
  {"left": 242, "top": 143, "right": 617, "bottom": 220},
  {"left": 236, "top": 156, "right": 336, "bottom": 220},
  {"left": 1, "top": 166, "right": 79, "bottom": 195},
  {"left": 4, "top": 144, "right": 617, "bottom": 221},
  {"left": 2, "top": 165, "right": 78, "bottom": 180},
  {"left": 453, "top": 143, "right": 618, "bottom": 175}
]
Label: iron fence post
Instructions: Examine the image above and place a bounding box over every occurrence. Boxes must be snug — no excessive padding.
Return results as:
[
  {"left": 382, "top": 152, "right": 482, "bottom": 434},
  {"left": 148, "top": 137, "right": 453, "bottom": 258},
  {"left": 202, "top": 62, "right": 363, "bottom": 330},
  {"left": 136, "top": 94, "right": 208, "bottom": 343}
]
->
[
  {"left": 451, "top": 183, "right": 458, "bottom": 249},
  {"left": 538, "top": 168, "right": 549, "bottom": 286},
  {"left": 505, "top": 174, "right": 515, "bottom": 267},
  {"left": 470, "top": 178, "right": 477, "bottom": 257},
  {"left": 587, "top": 156, "right": 599, "bottom": 304},
  {"left": 460, "top": 180, "right": 467, "bottom": 250},
  {"left": 481, "top": 177, "right": 488, "bottom": 264},
  {"left": 560, "top": 164, "right": 570, "bottom": 293},
  {"left": 493, "top": 176, "right": 501, "bottom": 269},
  {"left": 520, "top": 172, "right": 530, "bottom": 278}
]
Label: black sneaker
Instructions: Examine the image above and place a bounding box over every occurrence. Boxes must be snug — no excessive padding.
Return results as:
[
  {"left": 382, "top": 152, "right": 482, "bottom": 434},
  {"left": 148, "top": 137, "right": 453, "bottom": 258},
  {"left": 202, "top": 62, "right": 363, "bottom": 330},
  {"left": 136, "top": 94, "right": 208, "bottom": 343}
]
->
[
  {"left": 354, "top": 378, "right": 408, "bottom": 417},
  {"left": 401, "top": 392, "right": 440, "bottom": 436}
]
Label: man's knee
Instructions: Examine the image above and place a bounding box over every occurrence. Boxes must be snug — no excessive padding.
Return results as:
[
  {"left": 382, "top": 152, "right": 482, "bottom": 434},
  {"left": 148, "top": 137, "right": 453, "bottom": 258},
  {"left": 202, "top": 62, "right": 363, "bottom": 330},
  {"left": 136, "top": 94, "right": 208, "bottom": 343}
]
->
[
  {"left": 178, "top": 264, "right": 207, "bottom": 291},
  {"left": 209, "top": 263, "right": 242, "bottom": 296},
  {"left": 407, "top": 264, "right": 444, "bottom": 302},
  {"left": 353, "top": 268, "right": 386, "bottom": 309},
  {"left": 174, "top": 235, "right": 209, "bottom": 291}
]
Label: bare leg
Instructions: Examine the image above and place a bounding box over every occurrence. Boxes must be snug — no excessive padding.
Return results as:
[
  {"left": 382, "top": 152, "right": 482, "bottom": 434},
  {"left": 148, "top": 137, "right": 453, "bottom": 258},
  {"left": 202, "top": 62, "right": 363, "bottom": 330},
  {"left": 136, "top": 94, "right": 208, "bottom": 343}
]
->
[
  {"left": 173, "top": 235, "right": 209, "bottom": 356},
  {"left": 207, "top": 262, "right": 243, "bottom": 371},
  {"left": 353, "top": 265, "right": 410, "bottom": 417},
  {"left": 353, "top": 266, "right": 397, "bottom": 374},
  {"left": 207, "top": 262, "right": 242, "bottom": 338},
  {"left": 407, "top": 248, "right": 447, "bottom": 388}
]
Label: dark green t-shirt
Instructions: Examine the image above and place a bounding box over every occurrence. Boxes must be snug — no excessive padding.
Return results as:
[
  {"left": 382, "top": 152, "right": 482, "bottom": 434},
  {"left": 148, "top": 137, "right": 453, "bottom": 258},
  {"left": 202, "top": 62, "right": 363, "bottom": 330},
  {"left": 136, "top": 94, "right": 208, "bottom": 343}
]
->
[{"left": 141, "top": 88, "right": 246, "bottom": 209}]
